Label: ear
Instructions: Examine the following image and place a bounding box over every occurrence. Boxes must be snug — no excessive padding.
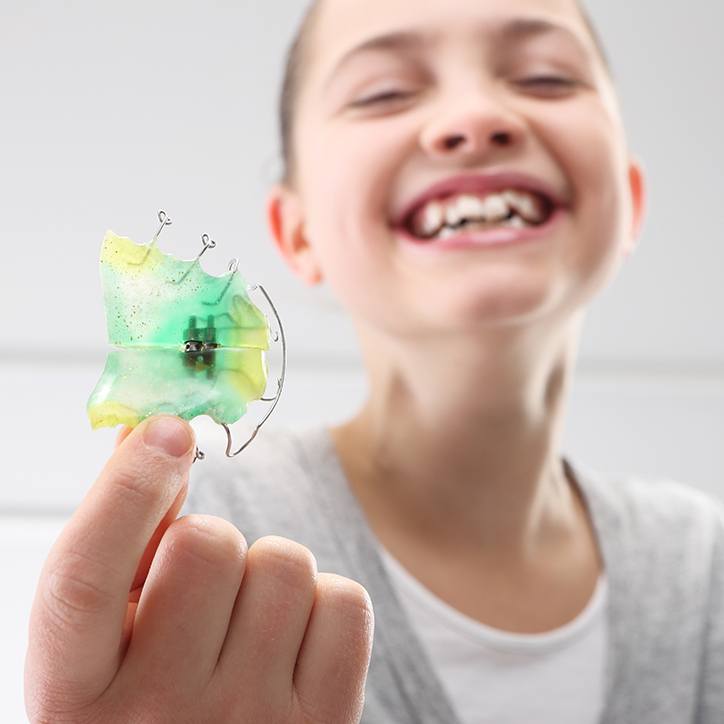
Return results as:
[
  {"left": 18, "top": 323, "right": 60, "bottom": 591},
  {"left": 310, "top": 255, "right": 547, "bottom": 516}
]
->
[
  {"left": 266, "top": 183, "right": 323, "bottom": 286},
  {"left": 623, "top": 156, "right": 647, "bottom": 257}
]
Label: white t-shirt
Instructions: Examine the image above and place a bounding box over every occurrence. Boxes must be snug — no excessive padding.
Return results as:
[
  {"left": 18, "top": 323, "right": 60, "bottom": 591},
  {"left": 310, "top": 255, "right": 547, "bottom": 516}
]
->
[{"left": 379, "top": 546, "right": 608, "bottom": 724}]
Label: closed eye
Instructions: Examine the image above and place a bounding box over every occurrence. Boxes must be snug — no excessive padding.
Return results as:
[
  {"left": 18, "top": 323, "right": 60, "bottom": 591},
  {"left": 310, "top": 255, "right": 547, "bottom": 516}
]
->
[
  {"left": 517, "top": 75, "right": 579, "bottom": 88},
  {"left": 350, "top": 75, "right": 578, "bottom": 108},
  {"left": 349, "top": 90, "right": 412, "bottom": 107}
]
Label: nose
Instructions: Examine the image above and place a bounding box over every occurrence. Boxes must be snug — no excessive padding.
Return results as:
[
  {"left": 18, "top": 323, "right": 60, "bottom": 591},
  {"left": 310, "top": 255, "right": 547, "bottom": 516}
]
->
[{"left": 419, "top": 98, "right": 526, "bottom": 160}]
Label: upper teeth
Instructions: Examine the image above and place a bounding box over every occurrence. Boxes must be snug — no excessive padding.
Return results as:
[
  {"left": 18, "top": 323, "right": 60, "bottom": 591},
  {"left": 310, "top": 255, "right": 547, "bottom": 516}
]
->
[{"left": 409, "top": 189, "right": 549, "bottom": 238}]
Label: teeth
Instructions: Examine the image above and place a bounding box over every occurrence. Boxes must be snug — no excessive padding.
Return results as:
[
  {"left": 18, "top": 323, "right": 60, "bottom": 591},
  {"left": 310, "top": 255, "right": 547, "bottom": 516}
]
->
[
  {"left": 503, "top": 190, "right": 547, "bottom": 223},
  {"left": 429, "top": 213, "right": 528, "bottom": 240},
  {"left": 482, "top": 194, "right": 510, "bottom": 222},
  {"left": 419, "top": 201, "right": 444, "bottom": 236},
  {"left": 409, "top": 188, "right": 549, "bottom": 237},
  {"left": 446, "top": 195, "right": 480, "bottom": 226},
  {"left": 505, "top": 215, "right": 526, "bottom": 229},
  {"left": 443, "top": 201, "right": 458, "bottom": 227},
  {"left": 445, "top": 193, "right": 509, "bottom": 227}
]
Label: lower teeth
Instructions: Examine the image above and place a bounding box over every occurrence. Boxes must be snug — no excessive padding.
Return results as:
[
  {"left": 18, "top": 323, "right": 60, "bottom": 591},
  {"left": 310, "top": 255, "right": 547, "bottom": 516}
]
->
[{"left": 431, "top": 216, "right": 528, "bottom": 240}]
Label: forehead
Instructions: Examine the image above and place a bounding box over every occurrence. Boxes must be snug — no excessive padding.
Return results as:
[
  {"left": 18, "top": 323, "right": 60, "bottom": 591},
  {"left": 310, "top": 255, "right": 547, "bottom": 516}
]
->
[{"left": 308, "top": 0, "right": 592, "bottom": 79}]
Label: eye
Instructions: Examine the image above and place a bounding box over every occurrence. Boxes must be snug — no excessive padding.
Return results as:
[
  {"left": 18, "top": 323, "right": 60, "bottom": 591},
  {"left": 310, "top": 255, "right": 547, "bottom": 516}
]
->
[
  {"left": 516, "top": 75, "right": 580, "bottom": 91},
  {"left": 349, "top": 90, "right": 412, "bottom": 107}
]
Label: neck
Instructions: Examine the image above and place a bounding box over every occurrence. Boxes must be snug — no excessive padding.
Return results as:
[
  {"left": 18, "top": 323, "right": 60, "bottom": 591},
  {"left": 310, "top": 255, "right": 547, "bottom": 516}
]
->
[{"left": 330, "top": 313, "right": 586, "bottom": 557}]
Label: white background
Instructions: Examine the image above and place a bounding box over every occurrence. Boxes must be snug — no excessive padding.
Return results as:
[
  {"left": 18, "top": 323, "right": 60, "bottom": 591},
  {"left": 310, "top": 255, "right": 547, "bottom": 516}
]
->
[{"left": 2, "top": 1, "right": 723, "bottom": 721}]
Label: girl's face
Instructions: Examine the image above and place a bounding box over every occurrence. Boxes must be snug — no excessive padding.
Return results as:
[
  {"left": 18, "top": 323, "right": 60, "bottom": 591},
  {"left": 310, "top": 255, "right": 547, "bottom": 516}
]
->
[{"left": 268, "top": 0, "right": 646, "bottom": 339}]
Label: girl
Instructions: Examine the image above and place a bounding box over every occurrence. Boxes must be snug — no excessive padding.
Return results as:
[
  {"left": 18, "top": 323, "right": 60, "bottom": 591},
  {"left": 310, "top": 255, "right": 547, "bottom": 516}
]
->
[{"left": 25, "top": 1, "right": 724, "bottom": 722}]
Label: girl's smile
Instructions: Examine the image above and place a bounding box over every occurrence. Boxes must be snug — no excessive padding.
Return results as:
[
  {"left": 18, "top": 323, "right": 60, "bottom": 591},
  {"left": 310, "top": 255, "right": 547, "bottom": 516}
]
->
[
  {"left": 391, "top": 168, "right": 568, "bottom": 253},
  {"left": 273, "top": 0, "right": 644, "bottom": 340}
]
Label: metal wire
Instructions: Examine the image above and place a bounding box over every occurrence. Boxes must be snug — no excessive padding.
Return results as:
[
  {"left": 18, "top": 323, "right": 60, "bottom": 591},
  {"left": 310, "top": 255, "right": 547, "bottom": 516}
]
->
[
  {"left": 203, "top": 258, "right": 239, "bottom": 306},
  {"left": 128, "top": 209, "right": 172, "bottom": 266},
  {"left": 221, "top": 283, "right": 287, "bottom": 457},
  {"left": 174, "top": 233, "right": 217, "bottom": 284}
]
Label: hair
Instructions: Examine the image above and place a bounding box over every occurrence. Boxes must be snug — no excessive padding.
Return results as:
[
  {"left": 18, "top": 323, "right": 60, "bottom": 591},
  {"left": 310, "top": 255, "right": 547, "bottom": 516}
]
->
[{"left": 277, "top": 0, "right": 612, "bottom": 188}]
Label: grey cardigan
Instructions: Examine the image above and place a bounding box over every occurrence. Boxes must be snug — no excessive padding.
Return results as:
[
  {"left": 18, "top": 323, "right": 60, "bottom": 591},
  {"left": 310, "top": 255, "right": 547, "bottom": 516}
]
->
[{"left": 182, "top": 425, "right": 724, "bottom": 723}]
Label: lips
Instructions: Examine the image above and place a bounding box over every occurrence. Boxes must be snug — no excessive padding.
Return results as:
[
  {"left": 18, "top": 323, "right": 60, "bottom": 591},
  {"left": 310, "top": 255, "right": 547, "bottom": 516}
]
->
[{"left": 392, "top": 171, "right": 568, "bottom": 231}]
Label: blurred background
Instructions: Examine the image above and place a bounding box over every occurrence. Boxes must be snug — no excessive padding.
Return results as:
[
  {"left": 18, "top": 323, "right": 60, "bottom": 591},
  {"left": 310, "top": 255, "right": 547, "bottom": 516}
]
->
[{"left": 2, "top": 0, "right": 722, "bottom": 719}]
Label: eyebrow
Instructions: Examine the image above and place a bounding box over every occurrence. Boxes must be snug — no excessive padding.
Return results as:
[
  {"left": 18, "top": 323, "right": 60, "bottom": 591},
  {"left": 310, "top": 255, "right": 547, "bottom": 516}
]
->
[{"left": 322, "top": 18, "right": 591, "bottom": 91}]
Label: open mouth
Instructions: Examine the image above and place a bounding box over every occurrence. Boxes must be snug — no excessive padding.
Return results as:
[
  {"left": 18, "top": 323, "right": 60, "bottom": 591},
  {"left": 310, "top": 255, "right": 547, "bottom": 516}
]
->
[{"left": 399, "top": 189, "right": 556, "bottom": 242}]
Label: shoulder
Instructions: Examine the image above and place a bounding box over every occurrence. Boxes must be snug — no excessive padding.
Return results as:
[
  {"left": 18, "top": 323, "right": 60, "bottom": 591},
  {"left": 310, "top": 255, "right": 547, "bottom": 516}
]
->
[
  {"left": 570, "top": 455, "right": 724, "bottom": 539},
  {"left": 570, "top": 455, "right": 724, "bottom": 584},
  {"left": 569, "top": 459, "right": 724, "bottom": 717}
]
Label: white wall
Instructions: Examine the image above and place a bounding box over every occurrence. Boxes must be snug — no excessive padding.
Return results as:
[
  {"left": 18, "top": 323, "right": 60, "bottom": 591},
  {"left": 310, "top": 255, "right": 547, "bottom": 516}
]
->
[{"left": 2, "top": 1, "right": 722, "bottom": 720}]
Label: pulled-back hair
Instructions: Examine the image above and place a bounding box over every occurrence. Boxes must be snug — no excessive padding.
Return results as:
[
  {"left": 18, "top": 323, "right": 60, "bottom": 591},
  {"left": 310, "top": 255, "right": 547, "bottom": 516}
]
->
[{"left": 277, "top": 0, "right": 612, "bottom": 187}]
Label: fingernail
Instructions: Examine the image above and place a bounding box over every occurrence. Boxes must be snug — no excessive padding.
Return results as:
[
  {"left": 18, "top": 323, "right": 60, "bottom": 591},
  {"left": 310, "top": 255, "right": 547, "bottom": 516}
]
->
[{"left": 143, "top": 416, "right": 193, "bottom": 458}]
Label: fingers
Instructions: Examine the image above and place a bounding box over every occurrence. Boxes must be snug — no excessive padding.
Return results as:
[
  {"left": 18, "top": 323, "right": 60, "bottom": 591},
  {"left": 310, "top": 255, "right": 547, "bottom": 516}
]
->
[
  {"left": 216, "top": 536, "right": 317, "bottom": 699},
  {"left": 293, "top": 574, "right": 374, "bottom": 724},
  {"left": 214, "top": 537, "right": 373, "bottom": 723},
  {"left": 128, "top": 479, "right": 189, "bottom": 601},
  {"left": 27, "top": 415, "right": 195, "bottom": 701},
  {"left": 120, "top": 515, "right": 248, "bottom": 692}
]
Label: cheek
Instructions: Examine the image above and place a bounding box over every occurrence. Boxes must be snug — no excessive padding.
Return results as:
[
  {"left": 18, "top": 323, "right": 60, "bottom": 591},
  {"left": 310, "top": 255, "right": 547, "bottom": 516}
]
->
[
  {"left": 296, "top": 117, "right": 410, "bottom": 302},
  {"left": 301, "top": 113, "right": 413, "bottom": 223},
  {"left": 537, "top": 103, "right": 633, "bottom": 284}
]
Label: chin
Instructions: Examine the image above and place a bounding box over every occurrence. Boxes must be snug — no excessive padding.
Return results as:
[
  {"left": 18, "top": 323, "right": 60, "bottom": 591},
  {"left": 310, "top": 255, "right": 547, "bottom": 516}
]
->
[{"left": 420, "top": 275, "right": 569, "bottom": 331}]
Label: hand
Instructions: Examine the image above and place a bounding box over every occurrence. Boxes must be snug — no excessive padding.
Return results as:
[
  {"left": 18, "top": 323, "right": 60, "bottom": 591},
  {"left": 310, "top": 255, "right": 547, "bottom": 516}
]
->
[{"left": 25, "top": 416, "right": 374, "bottom": 723}]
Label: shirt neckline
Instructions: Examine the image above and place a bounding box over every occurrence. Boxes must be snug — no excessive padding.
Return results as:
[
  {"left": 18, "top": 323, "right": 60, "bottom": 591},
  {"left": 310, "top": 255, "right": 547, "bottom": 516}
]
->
[
  {"left": 292, "top": 424, "right": 622, "bottom": 724},
  {"left": 378, "top": 541, "right": 609, "bottom": 655}
]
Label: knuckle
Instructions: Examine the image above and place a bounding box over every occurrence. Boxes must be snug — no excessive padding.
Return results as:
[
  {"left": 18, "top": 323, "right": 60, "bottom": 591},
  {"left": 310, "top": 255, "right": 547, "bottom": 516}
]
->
[
  {"left": 108, "top": 463, "right": 161, "bottom": 507},
  {"left": 165, "top": 514, "right": 247, "bottom": 568},
  {"left": 107, "top": 456, "right": 186, "bottom": 513},
  {"left": 25, "top": 679, "right": 97, "bottom": 724},
  {"left": 317, "top": 573, "right": 375, "bottom": 623},
  {"left": 43, "top": 552, "right": 116, "bottom": 630},
  {"left": 248, "top": 535, "right": 317, "bottom": 585}
]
